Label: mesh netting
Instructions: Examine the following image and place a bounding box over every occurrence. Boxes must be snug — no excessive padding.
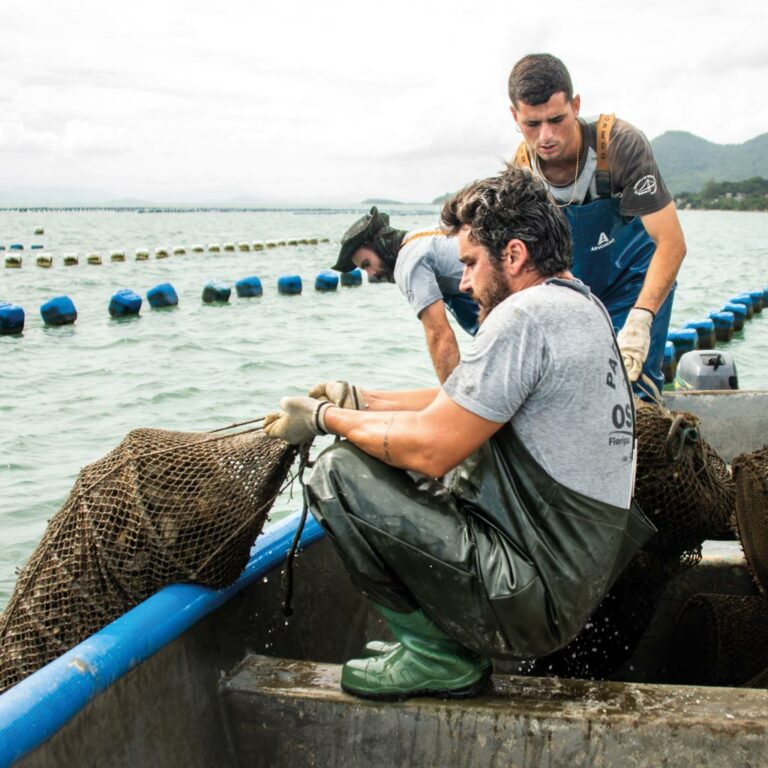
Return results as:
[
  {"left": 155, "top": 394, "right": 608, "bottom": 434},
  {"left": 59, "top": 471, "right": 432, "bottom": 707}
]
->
[
  {"left": 732, "top": 446, "right": 768, "bottom": 594},
  {"left": 668, "top": 593, "right": 768, "bottom": 686},
  {"left": 634, "top": 400, "right": 735, "bottom": 561},
  {"left": 0, "top": 425, "right": 297, "bottom": 694},
  {"left": 531, "top": 399, "right": 736, "bottom": 680}
]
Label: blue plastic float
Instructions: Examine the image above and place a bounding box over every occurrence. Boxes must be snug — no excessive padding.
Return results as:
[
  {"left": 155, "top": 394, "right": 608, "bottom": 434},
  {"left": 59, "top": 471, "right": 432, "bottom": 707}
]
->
[
  {"left": 0, "top": 303, "right": 25, "bottom": 335},
  {"left": 722, "top": 302, "right": 747, "bottom": 331},
  {"left": 340, "top": 269, "right": 363, "bottom": 287},
  {"left": 314, "top": 271, "right": 339, "bottom": 292},
  {"left": 108, "top": 289, "right": 142, "bottom": 318},
  {"left": 235, "top": 276, "right": 263, "bottom": 298},
  {"left": 682, "top": 318, "right": 715, "bottom": 349},
  {"left": 662, "top": 341, "right": 677, "bottom": 384},
  {"left": 762, "top": 287, "right": 768, "bottom": 307},
  {"left": 30, "top": 244, "right": 43, "bottom": 250},
  {"left": 202, "top": 282, "right": 231, "bottom": 303},
  {"left": 667, "top": 328, "right": 698, "bottom": 361},
  {"left": 748, "top": 290, "right": 764, "bottom": 313},
  {"left": 9, "top": 244, "right": 23, "bottom": 251},
  {"left": 729, "top": 295, "right": 754, "bottom": 320},
  {"left": 40, "top": 296, "right": 77, "bottom": 326},
  {"left": 147, "top": 283, "right": 179, "bottom": 309},
  {"left": 707, "top": 311, "right": 735, "bottom": 343},
  {"left": 277, "top": 275, "right": 302, "bottom": 295}
]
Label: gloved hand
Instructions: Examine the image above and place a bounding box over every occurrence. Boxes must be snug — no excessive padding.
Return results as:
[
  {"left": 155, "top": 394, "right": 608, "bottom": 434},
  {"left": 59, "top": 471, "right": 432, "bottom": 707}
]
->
[
  {"left": 616, "top": 308, "right": 654, "bottom": 382},
  {"left": 263, "top": 396, "right": 333, "bottom": 444},
  {"left": 308, "top": 380, "right": 366, "bottom": 410}
]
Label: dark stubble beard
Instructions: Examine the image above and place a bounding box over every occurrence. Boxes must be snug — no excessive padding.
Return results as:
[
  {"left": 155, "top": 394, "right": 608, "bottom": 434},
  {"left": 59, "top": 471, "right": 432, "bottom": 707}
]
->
[{"left": 477, "top": 265, "right": 511, "bottom": 325}]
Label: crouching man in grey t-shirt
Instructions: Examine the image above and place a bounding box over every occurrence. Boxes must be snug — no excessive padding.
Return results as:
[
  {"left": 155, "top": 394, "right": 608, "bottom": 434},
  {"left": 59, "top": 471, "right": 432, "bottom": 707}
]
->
[{"left": 265, "top": 168, "right": 655, "bottom": 702}]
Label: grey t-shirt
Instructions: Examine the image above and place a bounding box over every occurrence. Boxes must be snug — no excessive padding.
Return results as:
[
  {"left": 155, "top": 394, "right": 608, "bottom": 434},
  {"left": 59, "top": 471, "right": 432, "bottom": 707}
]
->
[
  {"left": 394, "top": 230, "right": 464, "bottom": 317},
  {"left": 443, "top": 278, "right": 635, "bottom": 509}
]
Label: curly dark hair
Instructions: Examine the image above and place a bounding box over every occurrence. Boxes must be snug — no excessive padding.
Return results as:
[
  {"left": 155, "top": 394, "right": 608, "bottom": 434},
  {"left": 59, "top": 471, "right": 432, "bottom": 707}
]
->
[
  {"left": 508, "top": 53, "right": 573, "bottom": 107},
  {"left": 441, "top": 168, "right": 572, "bottom": 277}
]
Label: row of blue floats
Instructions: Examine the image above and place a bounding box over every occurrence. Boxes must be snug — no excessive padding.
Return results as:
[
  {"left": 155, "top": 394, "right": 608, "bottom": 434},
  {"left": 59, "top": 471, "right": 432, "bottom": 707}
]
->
[
  {"left": 662, "top": 289, "right": 767, "bottom": 383},
  {"left": 0, "top": 270, "right": 364, "bottom": 334}
]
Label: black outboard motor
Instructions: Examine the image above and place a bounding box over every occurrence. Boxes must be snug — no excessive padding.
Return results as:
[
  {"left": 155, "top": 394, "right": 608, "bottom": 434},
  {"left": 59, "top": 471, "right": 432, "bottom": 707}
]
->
[{"left": 675, "top": 350, "right": 738, "bottom": 390}]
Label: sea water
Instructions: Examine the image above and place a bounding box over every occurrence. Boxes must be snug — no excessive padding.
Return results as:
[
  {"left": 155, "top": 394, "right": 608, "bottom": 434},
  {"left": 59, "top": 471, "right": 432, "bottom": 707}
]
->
[{"left": 1, "top": 207, "right": 767, "bottom": 608}]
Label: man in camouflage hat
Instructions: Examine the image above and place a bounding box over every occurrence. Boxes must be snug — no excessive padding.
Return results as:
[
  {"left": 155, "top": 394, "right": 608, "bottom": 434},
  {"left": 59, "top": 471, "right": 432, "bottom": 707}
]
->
[{"left": 333, "top": 206, "right": 478, "bottom": 383}]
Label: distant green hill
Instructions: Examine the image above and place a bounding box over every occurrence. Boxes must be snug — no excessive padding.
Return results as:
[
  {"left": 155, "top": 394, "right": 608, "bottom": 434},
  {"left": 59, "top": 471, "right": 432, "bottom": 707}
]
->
[
  {"left": 675, "top": 177, "right": 768, "bottom": 211},
  {"left": 651, "top": 131, "right": 768, "bottom": 194}
]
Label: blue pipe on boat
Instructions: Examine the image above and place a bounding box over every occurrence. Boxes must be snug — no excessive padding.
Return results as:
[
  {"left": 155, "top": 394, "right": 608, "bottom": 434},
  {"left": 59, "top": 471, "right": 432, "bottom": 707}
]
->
[{"left": 0, "top": 512, "right": 324, "bottom": 767}]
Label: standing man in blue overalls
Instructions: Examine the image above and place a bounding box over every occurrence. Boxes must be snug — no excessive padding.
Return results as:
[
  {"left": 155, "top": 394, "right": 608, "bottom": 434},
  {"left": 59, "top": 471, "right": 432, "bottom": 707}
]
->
[{"left": 508, "top": 53, "right": 686, "bottom": 391}]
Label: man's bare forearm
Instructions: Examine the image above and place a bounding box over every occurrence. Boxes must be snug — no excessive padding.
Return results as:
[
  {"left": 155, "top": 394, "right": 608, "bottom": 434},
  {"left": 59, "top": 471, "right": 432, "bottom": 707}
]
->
[
  {"left": 428, "top": 334, "right": 461, "bottom": 384},
  {"left": 323, "top": 407, "right": 442, "bottom": 474},
  {"left": 636, "top": 204, "right": 687, "bottom": 314},
  {"left": 359, "top": 388, "right": 439, "bottom": 412}
]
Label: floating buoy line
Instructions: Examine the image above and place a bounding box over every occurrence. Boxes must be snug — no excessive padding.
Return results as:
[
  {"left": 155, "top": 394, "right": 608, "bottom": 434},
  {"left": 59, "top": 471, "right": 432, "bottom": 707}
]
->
[
  {"left": 0, "top": 268, "right": 367, "bottom": 334},
  {"left": 662, "top": 289, "right": 768, "bottom": 384},
  {"left": 2, "top": 237, "right": 330, "bottom": 268}
]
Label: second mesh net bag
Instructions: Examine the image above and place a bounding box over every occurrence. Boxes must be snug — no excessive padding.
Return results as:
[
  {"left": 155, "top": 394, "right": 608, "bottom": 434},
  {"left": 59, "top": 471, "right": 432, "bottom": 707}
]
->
[{"left": 531, "top": 399, "right": 735, "bottom": 679}]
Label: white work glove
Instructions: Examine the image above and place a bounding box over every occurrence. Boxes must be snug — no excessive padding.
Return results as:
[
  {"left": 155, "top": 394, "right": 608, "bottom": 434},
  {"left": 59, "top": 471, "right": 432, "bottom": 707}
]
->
[
  {"left": 616, "top": 308, "right": 654, "bottom": 382},
  {"left": 308, "top": 380, "right": 366, "bottom": 410},
  {"left": 263, "top": 396, "right": 333, "bottom": 444}
]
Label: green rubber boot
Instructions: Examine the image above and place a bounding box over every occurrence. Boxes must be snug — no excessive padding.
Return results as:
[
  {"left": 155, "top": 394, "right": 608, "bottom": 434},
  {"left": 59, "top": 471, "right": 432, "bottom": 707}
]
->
[
  {"left": 363, "top": 640, "right": 400, "bottom": 658},
  {"left": 341, "top": 605, "right": 491, "bottom": 701}
]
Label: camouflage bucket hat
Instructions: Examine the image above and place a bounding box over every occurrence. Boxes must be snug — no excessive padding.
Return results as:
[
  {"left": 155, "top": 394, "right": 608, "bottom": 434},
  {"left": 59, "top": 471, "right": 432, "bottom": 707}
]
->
[{"left": 332, "top": 206, "right": 405, "bottom": 272}]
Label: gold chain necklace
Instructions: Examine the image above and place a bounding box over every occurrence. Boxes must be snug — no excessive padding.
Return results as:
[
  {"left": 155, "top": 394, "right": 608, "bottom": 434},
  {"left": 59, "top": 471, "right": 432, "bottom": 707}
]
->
[{"left": 530, "top": 122, "right": 582, "bottom": 208}]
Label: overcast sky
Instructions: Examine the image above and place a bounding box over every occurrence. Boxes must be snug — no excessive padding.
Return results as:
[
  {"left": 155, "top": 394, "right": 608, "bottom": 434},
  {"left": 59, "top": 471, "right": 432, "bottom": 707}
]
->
[{"left": 1, "top": 0, "right": 765, "bottom": 203}]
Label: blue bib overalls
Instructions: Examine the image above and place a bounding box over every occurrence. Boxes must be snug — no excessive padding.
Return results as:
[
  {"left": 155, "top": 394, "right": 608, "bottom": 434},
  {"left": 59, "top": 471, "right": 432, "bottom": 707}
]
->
[{"left": 564, "top": 198, "right": 673, "bottom": 393}]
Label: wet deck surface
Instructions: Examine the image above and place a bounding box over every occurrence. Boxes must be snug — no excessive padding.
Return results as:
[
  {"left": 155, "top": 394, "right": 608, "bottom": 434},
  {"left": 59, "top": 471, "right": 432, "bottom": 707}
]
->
[{"left": 220, "top": 653, "right": 768, "bottom": 768}]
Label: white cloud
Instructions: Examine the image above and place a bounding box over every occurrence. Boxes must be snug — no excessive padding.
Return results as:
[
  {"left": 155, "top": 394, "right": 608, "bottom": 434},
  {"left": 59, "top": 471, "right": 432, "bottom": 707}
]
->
[
  {"left": 0, "top": 119, "right": 131, "bottom": 155},
  {"left": 0, "top": 0, "right": 765, "bottom": 201}
]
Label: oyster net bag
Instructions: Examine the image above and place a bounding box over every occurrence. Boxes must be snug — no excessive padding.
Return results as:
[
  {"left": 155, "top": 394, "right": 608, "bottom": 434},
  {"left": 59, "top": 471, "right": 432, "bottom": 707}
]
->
[
  {"left": 633, "top": 400, "right": 735, "bottom": 560},
  {"left": 668, "top": 593, "right": 768, "bottom": 686},
  {"left": 0, "top": 425, "right": 297, "bottom": 694},
  {"left": 531, "top": 399, "right": 736, "bottom": 680},
  {"left": 732, "top": 446, "right": 768, "bottom": 594}
]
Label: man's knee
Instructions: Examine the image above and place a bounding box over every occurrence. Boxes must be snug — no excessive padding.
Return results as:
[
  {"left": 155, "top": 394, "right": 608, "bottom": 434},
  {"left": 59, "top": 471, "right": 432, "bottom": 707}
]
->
[{"left": 308, "top": 440, "right": 382, "bottom": 503}]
